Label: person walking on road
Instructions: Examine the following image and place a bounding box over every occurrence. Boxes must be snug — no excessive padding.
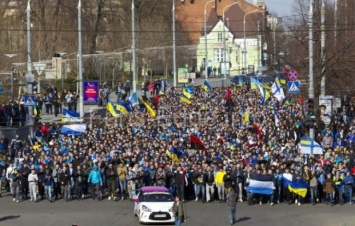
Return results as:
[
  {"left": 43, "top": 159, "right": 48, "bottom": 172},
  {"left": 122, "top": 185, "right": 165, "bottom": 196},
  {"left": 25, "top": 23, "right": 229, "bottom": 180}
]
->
[
  {"left": 28, "top": 168, "right": 38, "bottom": 202},
  {"left": 88, "top": 165, "right": 103, "bottom": 200},
  {"left": 226, "top": 186, "right": 237, "bottom": 225},
  {"left": 172, "top": 196, "right": 187, "bottom": 226}
]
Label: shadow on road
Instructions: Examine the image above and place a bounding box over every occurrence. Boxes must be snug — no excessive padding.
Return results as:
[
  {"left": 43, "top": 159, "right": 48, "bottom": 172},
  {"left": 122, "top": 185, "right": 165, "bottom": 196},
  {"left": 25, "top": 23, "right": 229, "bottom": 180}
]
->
[
  {"left": 235, "top": 217, "right": 251, "bottom": 223},
  {"left": 0, "top": 215, "right": 21, "bottom": 222}
]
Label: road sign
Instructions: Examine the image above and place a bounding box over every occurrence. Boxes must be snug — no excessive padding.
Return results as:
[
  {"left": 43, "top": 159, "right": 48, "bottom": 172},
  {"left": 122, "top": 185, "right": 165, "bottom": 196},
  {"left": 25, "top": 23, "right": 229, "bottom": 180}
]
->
[
  {"left": 287, "top": 81, "right": 300, "bottom": 93},
  {"left": 24, "top": 95, "right": 36, "bottom": 107},
  {"left": 33, "top": 63, "right": 47, "bottom": 76},
  {"left": 287, "top": 70, "right": 299, "bottom": 81}
]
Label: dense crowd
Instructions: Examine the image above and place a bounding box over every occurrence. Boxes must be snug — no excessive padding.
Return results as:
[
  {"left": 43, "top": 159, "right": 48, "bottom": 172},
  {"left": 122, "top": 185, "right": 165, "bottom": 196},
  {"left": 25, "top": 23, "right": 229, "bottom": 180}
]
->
[{"left": 0, "top": 80, "right": 354, "bottom": 210}]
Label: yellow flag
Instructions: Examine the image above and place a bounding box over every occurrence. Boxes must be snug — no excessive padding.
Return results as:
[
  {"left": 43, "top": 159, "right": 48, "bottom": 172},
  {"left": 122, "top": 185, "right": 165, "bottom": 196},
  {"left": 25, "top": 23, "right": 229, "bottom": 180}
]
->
[
  {"left": 141, "top": 100, "right": 156, "bottom": 118},
  {"left": 180, "top": 95, "right": 191, "bottom": 104},
  {"left": 116, "top": 104, "right": 128, "bottom": 115},
  {"left": 106, "top": 102, "right": 119, "bottom": 118},
  {"left": 243, "top": 111, "right": 249, "bottom": 124},
  {"left": 183, "top": 88, "right": 192, "bottom": 99}
]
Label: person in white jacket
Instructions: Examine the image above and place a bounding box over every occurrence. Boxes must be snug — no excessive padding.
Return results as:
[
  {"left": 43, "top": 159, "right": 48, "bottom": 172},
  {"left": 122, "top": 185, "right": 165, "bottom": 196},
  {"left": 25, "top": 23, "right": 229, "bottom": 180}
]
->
[
  {"left": 28, "top": 169, "right": 38, "bottom": 202},
  {"left": 6, "top": 163, "right": 14, "bottom": 195}
]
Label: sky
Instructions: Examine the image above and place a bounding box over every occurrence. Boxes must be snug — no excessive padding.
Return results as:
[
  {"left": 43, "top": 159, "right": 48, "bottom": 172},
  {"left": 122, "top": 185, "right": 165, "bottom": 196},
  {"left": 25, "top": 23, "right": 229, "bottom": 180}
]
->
[{"left": 247, "top": 0, "right": 294, "bottom": 17}]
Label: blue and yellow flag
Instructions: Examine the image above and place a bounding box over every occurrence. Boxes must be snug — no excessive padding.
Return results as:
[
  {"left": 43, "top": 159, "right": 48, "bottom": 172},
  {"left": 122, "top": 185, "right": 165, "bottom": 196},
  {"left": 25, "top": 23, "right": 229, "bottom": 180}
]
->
[
  {"left": 201, "top": 80, "right": 212, "bottom": 91},
  {"left": 250, "top": 77, "right": 260, "bottom": 90},
  {"left": 116, "top": 100, "right": 129, "bottom": 115},
  {"left": 275, "top": 77, "right": 287, "bottom": 86},
  {"left": 182, "top": 88, "right": 192, "bottom": 99},
  {"left": 106, "top": 101, "right": 120, "bottom": 118},
  {"left": 288, "top": 182, "right": 308, "bottom": 198},
  {"left": 141, "top": 99, "right": 156, "bottom": 118},
  {"left": 180, "top": 95, "right": 191, "bottom": 104}
]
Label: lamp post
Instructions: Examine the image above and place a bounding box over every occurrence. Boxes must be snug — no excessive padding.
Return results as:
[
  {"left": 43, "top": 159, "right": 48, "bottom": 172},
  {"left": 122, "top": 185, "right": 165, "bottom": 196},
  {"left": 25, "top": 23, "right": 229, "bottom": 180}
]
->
[
  {"left": 172, "top": 0, "right": 177, "bottom": 87},
  {"left": 243, "top": 9, "right": 258, "bottom": 75},
  {"left": 309, "top": 0, "right": 315, "bottom": 139},
  {"left": 257, "top": 16, "right": 266, "bottom": 69},
  {"left": 78, "top": 0, "right": 84, "bottom": 117},
  {"left": 26, "top": 0, "right": 34, "bottom": 128},
  {"left": 223, "top": 1, "right": 238, "bottom": 79},
  {"left": 204, "top": 0, "right": 214, "bottom": 81},
  {"left": 4, "top": 54, "right": 17, "bottom": 100},
  {"left": 278, "top": 51, "right": 285, "bottom": 72},
  {"left": 273, "top": 23, "right": 284, "bottom": 70},
  {"left": 132, "top": 0, "right": 137, "bottom": 93}
]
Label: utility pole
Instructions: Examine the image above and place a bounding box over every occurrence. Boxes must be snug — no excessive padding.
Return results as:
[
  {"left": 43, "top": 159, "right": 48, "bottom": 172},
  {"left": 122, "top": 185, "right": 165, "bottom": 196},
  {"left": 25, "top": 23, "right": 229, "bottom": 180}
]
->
[
  {"left": 308, "top": 0, "right": 315, "bottom": 139},
  {"left": 172, "top": 0, "right": 177, "bottom": 87},
  {"left": 26, "top": 0, "right": 34, "bottom": 129},
  {"left": 334, "top": 0, "right": 338, "bottom": 48},
  {"left": 132, "top": 0, "right": 137, "bottom": 93},
  {"left": 204, "top": 0, "right": 214, "bottom": 81},
  {"left": 320, "top": 0, "right": 326, "bottom": 96},
  {"left": 78, "top": 0, "right": 84, "bottom": 117}
]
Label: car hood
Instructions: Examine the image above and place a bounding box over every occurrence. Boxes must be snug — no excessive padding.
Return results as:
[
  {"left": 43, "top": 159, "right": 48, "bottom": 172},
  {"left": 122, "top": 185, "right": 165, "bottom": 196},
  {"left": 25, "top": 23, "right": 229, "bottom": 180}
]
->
[{"left": 140, "top": 201, "right": 174, "bottom": 211}]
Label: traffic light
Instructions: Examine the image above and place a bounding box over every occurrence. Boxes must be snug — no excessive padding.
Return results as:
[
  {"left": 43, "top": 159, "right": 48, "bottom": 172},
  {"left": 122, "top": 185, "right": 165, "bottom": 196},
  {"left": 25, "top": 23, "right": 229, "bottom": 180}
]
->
[{"left": 307, "top": 99, "right": 315, "bottom": 116}]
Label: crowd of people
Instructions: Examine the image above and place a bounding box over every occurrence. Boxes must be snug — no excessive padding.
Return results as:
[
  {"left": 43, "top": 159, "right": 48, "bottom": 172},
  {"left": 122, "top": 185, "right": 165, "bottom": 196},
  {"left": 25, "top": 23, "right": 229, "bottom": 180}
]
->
[{"left": 0, "top": 78, "right": 354, "bottom": 212}]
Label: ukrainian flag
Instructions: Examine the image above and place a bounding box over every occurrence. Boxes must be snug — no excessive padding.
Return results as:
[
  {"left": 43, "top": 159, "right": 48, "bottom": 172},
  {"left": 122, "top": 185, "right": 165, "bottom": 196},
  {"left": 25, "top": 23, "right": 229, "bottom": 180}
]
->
[
  {"left": 182, "top": 88, "right": 192, "bottom": 99},
  {"left": 250, "top": 77, "right": 260, "bottom": 90},
  {"left": 261, "top": 83, "right": 271, "bottom": 90},
  {"left": 141, "top": 99, "right": 157, "bottom": 118},
  {"left": 258, "top": 84, "right": 270, "bottom": 104},
  {"left": 159, "top": 91, "right": 165, "bottom": 95},
  {"left": 184, "top": 85, "right": 194, "bottom": 94},
  {"left": 116, "top": 100, "right": 129, "bottom": 115},
  {"left": 275, "top": 77, "right": 287, "bottom": 86},
  {"left": 201, "top": 80, "right": 212, "bottom": 91},
  {"left": 287, "top": 181, "right": 308, "bottom": 198},
  {"left": 106, "top": 101, "right": 120, "bottom": 118},
  {"left": 180, "top": 95, "right": 191, "bottom": 104}
]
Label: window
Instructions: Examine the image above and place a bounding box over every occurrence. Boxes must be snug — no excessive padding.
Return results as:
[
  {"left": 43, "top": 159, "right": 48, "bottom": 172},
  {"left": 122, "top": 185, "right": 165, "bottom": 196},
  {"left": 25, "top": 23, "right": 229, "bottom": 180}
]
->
[
  {"left": 214, "top": 48, "right": 226, "bottom": 63},
  {"left": 213, "top": 48, "right": 221, "bottom": 62},
  {"left": 217, "top": 33, "right": 223, "bottom": 42}
]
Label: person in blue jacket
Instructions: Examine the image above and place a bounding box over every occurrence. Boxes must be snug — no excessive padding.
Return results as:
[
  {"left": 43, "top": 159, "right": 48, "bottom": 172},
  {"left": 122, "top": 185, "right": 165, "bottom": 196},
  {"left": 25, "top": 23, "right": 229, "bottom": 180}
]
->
[{"left": 88, "top": 165, "right": 103, "bottom": 200}]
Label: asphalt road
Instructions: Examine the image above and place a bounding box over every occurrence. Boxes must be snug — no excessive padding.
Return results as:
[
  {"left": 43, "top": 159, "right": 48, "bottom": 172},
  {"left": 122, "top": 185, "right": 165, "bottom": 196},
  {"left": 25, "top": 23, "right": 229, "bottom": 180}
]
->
[{"left": 1, "top": 191, "right": 355, "bottom": 226}]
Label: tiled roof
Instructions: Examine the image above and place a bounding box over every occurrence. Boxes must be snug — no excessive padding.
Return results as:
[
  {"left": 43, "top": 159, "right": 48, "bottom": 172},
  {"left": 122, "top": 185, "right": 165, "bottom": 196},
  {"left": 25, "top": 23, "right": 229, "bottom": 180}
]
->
[{"left": 176, "top": 0, "right": 265, "bottom": 44}]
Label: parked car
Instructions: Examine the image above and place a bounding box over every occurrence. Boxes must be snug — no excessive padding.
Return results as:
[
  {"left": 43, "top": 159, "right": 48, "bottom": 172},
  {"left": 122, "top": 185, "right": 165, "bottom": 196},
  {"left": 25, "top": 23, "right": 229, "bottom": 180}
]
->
[{"left": 133, "top": 186, "right": 175, "bottom": 224}]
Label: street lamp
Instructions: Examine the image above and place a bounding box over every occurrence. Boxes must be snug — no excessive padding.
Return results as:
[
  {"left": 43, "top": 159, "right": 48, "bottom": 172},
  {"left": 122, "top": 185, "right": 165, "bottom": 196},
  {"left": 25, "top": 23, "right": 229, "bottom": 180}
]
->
[
  {"left": 132, "top": 0, "right": 137, "bottom": 93},
  {"left": 223, "top": 1, "right": 239, "bottom": 79},
  {"left": 204, "top": 0, "right": 214, "bottom": 81},
  {"left": 172, "top": 0, "right": 177, "bottom": 87},
  {"left": 278, "top": 51, "right": 285, "bottom": 72},
  {"left": 257, "top": 16, "right": 267, "bottom": 69},
  {"left": 4, "top": 54, "right": 17, "bottom": 100},
  {"left": 273, "top": 23, "right": 284, "bottom": 68},
  {"left": 78, "top": 0, "right": 84, "bottom": 117},
  {"left": 243, "top": 9, "right": 258, "bottom": 75}
]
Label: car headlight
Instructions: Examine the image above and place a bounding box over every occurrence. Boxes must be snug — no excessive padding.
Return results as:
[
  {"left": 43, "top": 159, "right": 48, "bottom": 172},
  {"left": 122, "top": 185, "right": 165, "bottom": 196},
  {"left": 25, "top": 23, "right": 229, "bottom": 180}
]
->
[{"left": 142, "top": 205, "right": 152, "bottom": 212}]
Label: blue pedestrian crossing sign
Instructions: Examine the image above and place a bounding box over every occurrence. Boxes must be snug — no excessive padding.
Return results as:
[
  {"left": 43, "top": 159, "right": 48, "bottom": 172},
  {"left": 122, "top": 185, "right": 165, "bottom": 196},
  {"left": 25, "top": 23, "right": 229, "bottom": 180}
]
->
[
  {"left": 24, "top": 95, "right": 36, "bottom": 107},
  {"left": 287, "top": 81, "right": 300, "bottom": 93}
]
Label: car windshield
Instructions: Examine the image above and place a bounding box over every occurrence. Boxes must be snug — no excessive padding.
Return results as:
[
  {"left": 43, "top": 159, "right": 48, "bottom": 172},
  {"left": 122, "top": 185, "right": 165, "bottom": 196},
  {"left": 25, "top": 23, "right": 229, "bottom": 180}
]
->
[{"left": 141, "top": 193, "right": 173, "bottom": 202}]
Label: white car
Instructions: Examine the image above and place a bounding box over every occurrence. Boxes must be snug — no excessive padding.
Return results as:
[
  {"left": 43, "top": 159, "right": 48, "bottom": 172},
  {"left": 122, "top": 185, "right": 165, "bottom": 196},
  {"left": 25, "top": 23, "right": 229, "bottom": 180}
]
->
[{"left": 133, "top": 186, "right": 175, "bottom": 224}]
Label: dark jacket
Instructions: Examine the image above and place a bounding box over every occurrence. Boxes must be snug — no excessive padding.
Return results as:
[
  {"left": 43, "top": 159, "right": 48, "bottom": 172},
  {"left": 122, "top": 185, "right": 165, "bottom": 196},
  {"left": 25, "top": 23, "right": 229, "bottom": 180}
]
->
[
  {"left": 59, "top": 171, "right": 69, "bottom": 186},
  {"left": 205, "top": 171, "right": 214, "bottom": 184},
  {"left": 227, "top": 189, "right": 237, "bottom": 208},
  {"left": 106, "top": 167, "right": 117, "bottom": 181},
  {"left": 223, "top": 173, "right": 233, "bottom": 189}
]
